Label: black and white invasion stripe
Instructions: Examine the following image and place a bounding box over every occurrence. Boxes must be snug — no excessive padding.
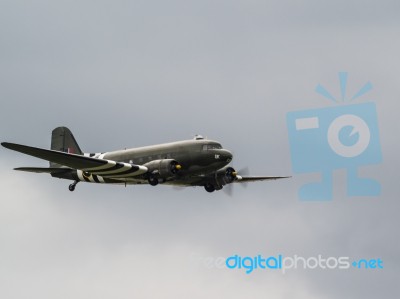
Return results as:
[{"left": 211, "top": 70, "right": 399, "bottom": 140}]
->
[{"left": 77, "top": 153, "right": 148, "bottom": 180}]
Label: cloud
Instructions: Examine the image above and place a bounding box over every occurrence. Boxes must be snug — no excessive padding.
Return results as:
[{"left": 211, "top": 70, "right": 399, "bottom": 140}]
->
[{"left": 1, "top": 0, "right": 399, "bottom": 298}]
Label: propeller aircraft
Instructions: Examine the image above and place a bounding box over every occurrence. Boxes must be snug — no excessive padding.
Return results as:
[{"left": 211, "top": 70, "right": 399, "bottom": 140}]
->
[{"left": 2, "top": 127, "right": 288, "bottom": 193}]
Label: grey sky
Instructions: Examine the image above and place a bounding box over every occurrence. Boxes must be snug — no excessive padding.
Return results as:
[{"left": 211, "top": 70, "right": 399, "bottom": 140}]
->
[{"left": 1, "top": 0, "right": 399, "bottom": 298}]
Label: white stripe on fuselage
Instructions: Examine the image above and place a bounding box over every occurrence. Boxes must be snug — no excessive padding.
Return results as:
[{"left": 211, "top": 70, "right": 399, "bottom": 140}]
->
[{"left": 89, "top": 163, "right": 132, "bottom": 175}]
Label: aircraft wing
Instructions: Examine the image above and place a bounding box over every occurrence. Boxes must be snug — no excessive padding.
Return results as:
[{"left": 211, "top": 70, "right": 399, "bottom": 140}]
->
[
  {"left": 1, "top": 142, "right": 148, "bottom": 177},
  {"left": 234, "top": 176, "right": 290, "bottom": 183}
]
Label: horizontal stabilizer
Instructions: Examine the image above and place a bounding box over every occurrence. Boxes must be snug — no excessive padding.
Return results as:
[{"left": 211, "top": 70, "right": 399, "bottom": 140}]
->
[
  {"left": 14, "top": 167, "right": 72, "bottom": 174},
  {"left": 2, "top": 142, "right": 108, "bottom": 169},
  {"left": 1, "top": 142, "right": 148, "bottom": 178}
]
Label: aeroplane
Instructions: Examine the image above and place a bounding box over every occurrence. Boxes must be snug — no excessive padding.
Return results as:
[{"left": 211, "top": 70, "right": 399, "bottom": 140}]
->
[{"left": 1, "top": 127, "right": 289, "bottom": 193}]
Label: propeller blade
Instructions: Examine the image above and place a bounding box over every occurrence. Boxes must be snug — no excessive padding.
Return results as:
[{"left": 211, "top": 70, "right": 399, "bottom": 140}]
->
[
  {"left": 223, "top": 184, "right": 234, "bottom": 197},
  {"left": 223, "top": 166, "right": 249, "bottom": 196},
  {"left": 238, "top": 167, "right": 249, "bottom": 188}
]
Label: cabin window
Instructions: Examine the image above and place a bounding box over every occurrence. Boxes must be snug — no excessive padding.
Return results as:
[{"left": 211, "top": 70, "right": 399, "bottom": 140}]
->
[{"left": 202, "top": 144, "right": 222, "bottom": 150}]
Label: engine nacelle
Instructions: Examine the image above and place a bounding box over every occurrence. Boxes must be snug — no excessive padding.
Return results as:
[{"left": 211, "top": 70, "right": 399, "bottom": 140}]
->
[
  {"left": 214, "top": 166, "right": 237, "bottom": 188},
  {"left": 143, "top": 159, "right": 181, "bottom": 178}
]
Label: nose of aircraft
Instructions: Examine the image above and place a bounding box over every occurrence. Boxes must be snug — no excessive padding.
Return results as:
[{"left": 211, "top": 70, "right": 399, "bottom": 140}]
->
[{"left": 219, "top": 149, "right": 233, "bottom": 162}]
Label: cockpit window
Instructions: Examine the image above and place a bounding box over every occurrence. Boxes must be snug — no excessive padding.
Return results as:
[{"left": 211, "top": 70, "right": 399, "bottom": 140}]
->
[{"left": 202, "top": 144, "right": 222, "bottom": 150}]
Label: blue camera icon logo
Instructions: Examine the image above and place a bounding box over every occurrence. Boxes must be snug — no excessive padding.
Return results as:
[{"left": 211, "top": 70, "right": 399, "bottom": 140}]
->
[{"left": 286, "top": 73, "right": 382, "bottom": 201}]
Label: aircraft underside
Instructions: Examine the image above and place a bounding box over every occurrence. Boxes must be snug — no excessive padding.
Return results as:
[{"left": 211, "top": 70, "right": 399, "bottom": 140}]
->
[{"left": 51, "top": 166, "right": 240, "bottom": 193}]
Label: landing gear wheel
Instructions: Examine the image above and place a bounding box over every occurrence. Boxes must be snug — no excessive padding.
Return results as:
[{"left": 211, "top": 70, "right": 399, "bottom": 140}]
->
[
  {"left": 204, "top": 183, "right": 216, "bottom": 193},
  {"left": 148, "top": 176, "right": 159, "bottom": 186},
  {"left": 69, "top": 181, "right": 78, "bottom": 192}
]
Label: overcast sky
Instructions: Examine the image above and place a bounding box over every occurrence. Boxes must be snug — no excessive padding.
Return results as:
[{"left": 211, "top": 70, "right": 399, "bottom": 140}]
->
[{"left": 1, "top": 0, "right": 399, "bottom": 298}]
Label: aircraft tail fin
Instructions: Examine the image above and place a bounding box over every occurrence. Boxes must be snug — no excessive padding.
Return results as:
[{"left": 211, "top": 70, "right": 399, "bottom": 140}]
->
[{"left": 50, "top": 127, "right": 83, "bottom": 167}]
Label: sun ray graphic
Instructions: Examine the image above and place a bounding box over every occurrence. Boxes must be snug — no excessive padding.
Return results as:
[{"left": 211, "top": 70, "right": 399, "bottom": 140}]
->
[
  {"left": 339, "top": 72, "right": 348, "bottom": 101},
  {"left": 315, "top": 72, "right": 373, "bottom": 103},
  {"left": 315, "top": 84, "right": 337, "bottom": 103},
  {"left": 350, "top": 81, "right": 373, "bottom": 101}
]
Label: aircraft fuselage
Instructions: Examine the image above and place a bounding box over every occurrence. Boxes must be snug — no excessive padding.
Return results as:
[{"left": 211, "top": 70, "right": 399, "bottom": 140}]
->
[{"left": 102, "top": 139, "right": 233, "bottom": 176}]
